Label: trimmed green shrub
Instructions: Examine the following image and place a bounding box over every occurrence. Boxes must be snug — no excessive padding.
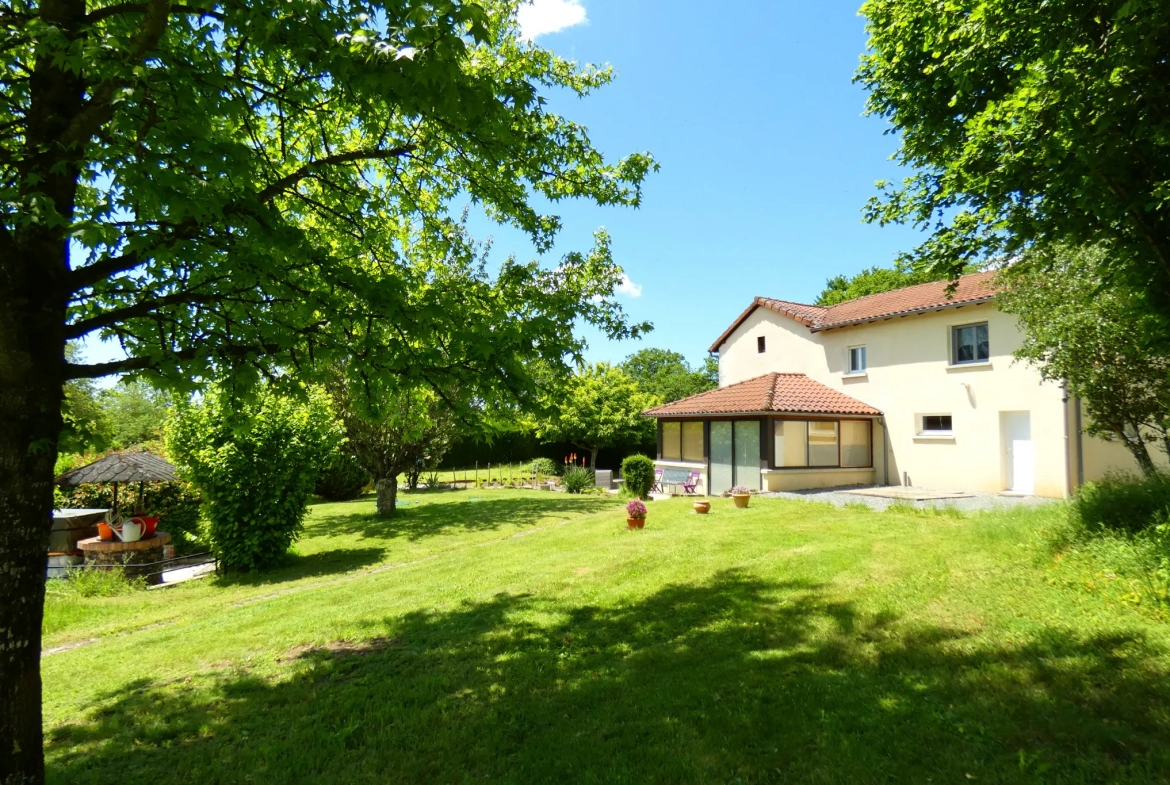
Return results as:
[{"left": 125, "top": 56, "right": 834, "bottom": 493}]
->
[
  {"left": 621, "top": 454, "right": 655, "bottom": 499},
  {"left": 1073, "top": 472, "right": 1170, "bottom": 535},
  {"left": 166, "top": 385, "right": 340, "bottom": 572},
  {"left": 315, "top": 448, "right": 369, "bottom": 501},
  {"left": 562, "top": 465, "right": 595, "bottom": 494},
  {"left": 530, "top": 457, "right": 559, "bottom": 477}
]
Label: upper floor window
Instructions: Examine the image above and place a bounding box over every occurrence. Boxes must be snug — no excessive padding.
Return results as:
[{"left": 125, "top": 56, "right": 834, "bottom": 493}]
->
[
  {"left": 952, "top": 322, "right": 989, "bottom": 365},
  {"left": 757, "top": 336, "right": 766, "bottom": 353},
  {"left": 848, "top": 346, "right": 867, "bottom": 374}
]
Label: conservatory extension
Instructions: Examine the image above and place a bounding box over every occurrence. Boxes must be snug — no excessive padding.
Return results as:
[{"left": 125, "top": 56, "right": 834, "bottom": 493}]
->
[{"left": 643, "top": 372, "right": 883, "bottom": 496}]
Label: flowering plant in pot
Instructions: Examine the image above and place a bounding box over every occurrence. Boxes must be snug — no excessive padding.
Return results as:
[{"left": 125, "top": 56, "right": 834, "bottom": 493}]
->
[
  {"left": 626, "top": 499, "right": 647, "bottom": 530},
  {"left": 729, "top": 485, "right": 752, "bottom": 509}
]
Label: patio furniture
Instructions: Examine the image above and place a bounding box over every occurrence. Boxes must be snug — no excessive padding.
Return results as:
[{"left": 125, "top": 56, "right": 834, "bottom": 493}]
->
[
  {"left": 651, "top": 469, "right": 664, "bottom": 494},
  {"left": 659, "top": 467, "right": 694, "bottom": 494},
  {"left": 680, "top": 471, "right": 702, "bottom": 495}
]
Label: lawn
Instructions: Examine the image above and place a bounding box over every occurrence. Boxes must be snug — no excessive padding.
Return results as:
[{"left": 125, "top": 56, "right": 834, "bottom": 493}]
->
[{"left": 42, "top": 490, "right": 1170, "bottom": 783}]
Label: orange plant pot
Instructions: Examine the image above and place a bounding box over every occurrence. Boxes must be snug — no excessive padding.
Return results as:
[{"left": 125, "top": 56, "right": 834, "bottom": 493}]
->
[
  {"left": 97, "top": 522, "right": 114, "bottom": 541},
  {"left": 626, "top": 517, "right": 645, "bottom": 530},
  {"left": 732, "top": 494, "right": 751, "bottom": 509}
]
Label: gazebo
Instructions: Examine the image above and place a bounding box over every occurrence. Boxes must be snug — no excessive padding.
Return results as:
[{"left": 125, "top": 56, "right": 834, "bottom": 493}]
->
[{"left": 55, "top": 451, "right": 179, "bottom": 583}]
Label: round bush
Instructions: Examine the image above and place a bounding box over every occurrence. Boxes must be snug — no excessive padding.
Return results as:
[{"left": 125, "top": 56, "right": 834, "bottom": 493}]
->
[
  {"left": 316, "top": 448, "right": 369, "bottom": 501},
  {"left": 621, "top": 454, "right": 655, "bottom": 499},
  {"left": 166, "top": 386, "right": 339, "bottom": 572},
  {"left": 530, "top": 457, "right": 559, "bottom": 477}
]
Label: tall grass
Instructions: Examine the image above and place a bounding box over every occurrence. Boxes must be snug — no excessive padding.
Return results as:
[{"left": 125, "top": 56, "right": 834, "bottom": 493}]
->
[{"left": 1046, "top": 472, "right": 1170, "bottom": 607}]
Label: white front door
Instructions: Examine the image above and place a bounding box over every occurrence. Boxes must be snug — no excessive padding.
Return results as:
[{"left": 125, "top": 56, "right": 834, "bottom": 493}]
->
[{"left": 1003, "top": 412, "right": 1034, "bottom": 494}]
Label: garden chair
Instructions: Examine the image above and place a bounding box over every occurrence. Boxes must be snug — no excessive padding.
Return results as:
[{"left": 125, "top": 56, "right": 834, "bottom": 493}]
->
[
  {"left": 650, "top": 468, "right": 663, "bottom": 494},
  {"left": 680, "top": 471, "right": 701, "bottom": 495}
]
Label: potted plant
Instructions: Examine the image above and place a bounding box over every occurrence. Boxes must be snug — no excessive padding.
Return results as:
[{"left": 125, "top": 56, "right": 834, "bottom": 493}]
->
[
  {"left": 626, "top": 499, "right": 647, "bottom": 530},
  {"left": 729, "top": 485, "right": 752, "bottom": 509},
  {"left": 693, "top": 499, "right": 711, "bottom": 514}
]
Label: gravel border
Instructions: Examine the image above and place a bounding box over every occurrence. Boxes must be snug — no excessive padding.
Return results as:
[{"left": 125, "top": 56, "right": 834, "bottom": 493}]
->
[{"left": 758, "top": 485, "right": 1056, "bottom": 512}]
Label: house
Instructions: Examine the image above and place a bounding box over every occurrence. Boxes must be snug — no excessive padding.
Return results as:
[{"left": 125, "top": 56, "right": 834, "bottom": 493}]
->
[{"left": 644, "top": 272, "right": 1156, "bottom": 498}]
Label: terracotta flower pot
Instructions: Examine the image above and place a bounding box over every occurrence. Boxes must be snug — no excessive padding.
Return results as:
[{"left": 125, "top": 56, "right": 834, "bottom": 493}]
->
[
  {"left": 732, "top": 493, "right": 751, "bottom": 509},
  {"left": 693, "top": 501, "right": 711, "bottom": 514},
  {"left": 627, "top": 517, "right": 645, "bottom": 530}
]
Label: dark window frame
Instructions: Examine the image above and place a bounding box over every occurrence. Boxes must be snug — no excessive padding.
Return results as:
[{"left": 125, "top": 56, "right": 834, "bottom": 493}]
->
[
  {"left": 657, "top": 419, "right": 708, "bottom": 463},
  {"left": 768, "top": 416, "right": 874, "bottom": 470},
  {"left": 757, "top": 336, "right": 766, "bottom": 354},
  {"left": 951, "top": 321, "right": 990, "bottom": 365},
  {"left": 920, "top": 414, "right": 953, "bottom": 433}
]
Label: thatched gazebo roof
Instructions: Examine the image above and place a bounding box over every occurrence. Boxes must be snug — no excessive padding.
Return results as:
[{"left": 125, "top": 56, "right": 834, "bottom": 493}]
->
[{"left": 56, "top": 451, "right": 177, "bottom": 486}]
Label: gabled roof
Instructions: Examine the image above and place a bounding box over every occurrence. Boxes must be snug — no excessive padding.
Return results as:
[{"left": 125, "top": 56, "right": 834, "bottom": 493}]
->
[
  {"left": 643, "top": 373, "right": 881, "bottom": 418},
  {"left": 709, "top": 271, "right": 999, "bottom": 351}
]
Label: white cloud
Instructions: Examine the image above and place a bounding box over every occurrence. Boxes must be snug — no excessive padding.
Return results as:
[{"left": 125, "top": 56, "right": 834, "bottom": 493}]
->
[
  {"left": 517, "top": 0, "right": 587, "bottom": 40},
  {"left": 617, "top": 274, "right": 642, "bottom": 298}
]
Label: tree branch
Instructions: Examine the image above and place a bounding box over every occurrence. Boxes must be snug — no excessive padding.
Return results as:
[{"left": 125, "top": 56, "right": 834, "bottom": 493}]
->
[
  {"left": 255, "top": 144, "right": 416, "bottom": 203},
  {"left": 84, "top": 2, "right": 224, "bottom": 25},
  {"left": 58, "top": 0, "right": 172, "bottom": 149},
  {"left": 64, "top": 289, "right": 224, "bottom": 339}
]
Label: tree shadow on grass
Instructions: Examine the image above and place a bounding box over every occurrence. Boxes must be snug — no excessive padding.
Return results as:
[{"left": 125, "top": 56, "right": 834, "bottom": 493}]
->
[
  {"left": 211, "top": 546, "right": 389, "bottom": 587},
  {"left": 47, "top": 571, "right": 1170, "bottom": 784},
  {"left": 304, "top": 493, "right": 621, "bottom": 542}
]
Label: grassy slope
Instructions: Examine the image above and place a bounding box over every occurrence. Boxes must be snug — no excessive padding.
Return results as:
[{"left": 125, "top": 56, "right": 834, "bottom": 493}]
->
[{"left": 42, "top": 491, "right": 1170, "bottom": 784}]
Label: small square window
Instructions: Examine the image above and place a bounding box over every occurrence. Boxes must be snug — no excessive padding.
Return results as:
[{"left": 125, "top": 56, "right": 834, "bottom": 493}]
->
[
  {"left": 848, "top": 346, "right": 867, "bottom": 374},
  {"left": 921, "top": 415, "right": 953, "bottom": 433},
  {"left": 757, "top": 336, "right": 766, "bottom": 353},
  {"left": 952, "top": 322, "right": 989, "bottom": 365}
]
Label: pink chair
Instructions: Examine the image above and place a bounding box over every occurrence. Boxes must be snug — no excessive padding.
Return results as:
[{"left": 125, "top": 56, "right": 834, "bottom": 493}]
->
[
  {"left": 650, "top": 469, "right": 664, "bottom": 494},
  {"left": 680, "top": 472, "right": 701, "bottom": 495}
]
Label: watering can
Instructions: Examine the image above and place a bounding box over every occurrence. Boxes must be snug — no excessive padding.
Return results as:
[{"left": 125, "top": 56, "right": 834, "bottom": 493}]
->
[{"left": 116, "top": 519, "right": 143, "bottom": 543}]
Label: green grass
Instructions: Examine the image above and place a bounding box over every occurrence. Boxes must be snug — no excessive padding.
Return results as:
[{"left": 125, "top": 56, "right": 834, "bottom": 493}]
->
[{"left": 41, "top": 490, "right": 1170, "bottom": 783}]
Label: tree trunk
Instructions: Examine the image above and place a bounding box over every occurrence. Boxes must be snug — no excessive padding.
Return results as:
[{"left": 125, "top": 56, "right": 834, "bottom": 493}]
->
[
  {"left": 1121, "top": 426, "right": 1158, "bottom": 478},
  {"left": 375, "top": 478, "right": 399, "bottom": 518},
  {"left": 0, "top": 265, "right": 68, "bottom": 785},
  {"left": 589, "top": 447, "right": 598, "bottom": 470}
]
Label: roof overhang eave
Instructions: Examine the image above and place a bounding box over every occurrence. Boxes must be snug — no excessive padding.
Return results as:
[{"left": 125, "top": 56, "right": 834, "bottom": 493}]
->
[
  {"left": 645, "top": 409, "right": 882, "bottom": 419},
  {"left": 809, "top": 297, "right": 996, "bottom": 333}
]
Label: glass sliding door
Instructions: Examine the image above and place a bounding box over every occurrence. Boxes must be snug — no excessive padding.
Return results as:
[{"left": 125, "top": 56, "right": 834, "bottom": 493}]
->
[
  {"left": 733, "top": 421, "right": 761, "bottom": 491},
  {"left": 709, "top": 421, "right": 733, "bottom": 496}
]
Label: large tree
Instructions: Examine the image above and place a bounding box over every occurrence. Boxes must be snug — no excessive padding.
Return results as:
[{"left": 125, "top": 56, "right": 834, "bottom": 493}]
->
[
  {"left": 0, "top": 2, "right": 654, "bottom": 780},
  {"left": 815, "top": 261, "right": 979, "bottom": 306},
  {"left": 858, "top": 0, "right": 1170, "bottom": 320},
  {"left": 329, "top": 376, "right": 457, "bottom": 518},
  {"left": 621, "top": 348, "right": 716, "bottom": 404},
  {"left": 539, "top": 362, "right": 658, "bottom": 469},
  {"left": 998, "top": 245, "right": 1170, "bottom": 476}
]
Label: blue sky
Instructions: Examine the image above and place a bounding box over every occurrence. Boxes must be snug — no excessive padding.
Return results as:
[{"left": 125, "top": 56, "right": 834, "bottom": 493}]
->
[
  {"left": 82, "top": 0, "right": 923, "bottom": 375},
  {"left": 500, "top": 0, "right": 924, "bottom": 369}
]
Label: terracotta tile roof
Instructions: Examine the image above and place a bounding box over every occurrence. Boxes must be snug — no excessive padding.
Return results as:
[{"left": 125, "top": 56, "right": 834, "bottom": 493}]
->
[
  {"left": 644, "top": 373, "right": 881, "bottom": 418},
  {"left": 709, "top": 271, "right": 999, "bottom": 351}
]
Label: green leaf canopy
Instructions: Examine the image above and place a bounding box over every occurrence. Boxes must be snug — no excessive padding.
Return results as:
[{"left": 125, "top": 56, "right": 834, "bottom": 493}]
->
[
  {"left": 857, "top": 0, "right": 1170, "bottom": 315},
  {"left": 4, "top": 0, "right": 656, "bottom": 402}
]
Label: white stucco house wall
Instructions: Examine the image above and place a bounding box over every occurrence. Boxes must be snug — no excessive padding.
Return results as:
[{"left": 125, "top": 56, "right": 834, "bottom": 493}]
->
[{"left": 645, "top": 272, "right": 1159, "bottom": 498}]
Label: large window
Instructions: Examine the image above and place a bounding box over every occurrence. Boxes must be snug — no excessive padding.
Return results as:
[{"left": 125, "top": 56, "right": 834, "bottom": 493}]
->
[
  {"left": 772, "top": 419, "right": 872, "bottom": 469},
  {"left": 808, "top": 422, "right": 839, "bottom": 466},
  {"left": 952, "top": 322, "right": 989, "bottom": 364},
  {"left": 840, "top": 421, "right": 872, "bottom": 467},
  {"left": 661, "top": 421, "right": 705, "bottom": 462}
]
